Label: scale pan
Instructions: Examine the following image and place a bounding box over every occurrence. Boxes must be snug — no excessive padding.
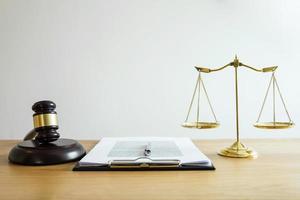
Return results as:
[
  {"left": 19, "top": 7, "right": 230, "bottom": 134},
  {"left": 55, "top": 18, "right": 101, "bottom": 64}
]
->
[
  {"left": 253, "top": 122, "right": 294, "bottom": 129},
  {"left": 182, "top": 122, "right": 219, "bottom": 129}
]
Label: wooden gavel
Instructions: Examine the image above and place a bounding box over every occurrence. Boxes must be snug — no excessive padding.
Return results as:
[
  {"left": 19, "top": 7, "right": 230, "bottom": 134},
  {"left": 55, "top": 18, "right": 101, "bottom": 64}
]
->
[{"left": 9, "top": 100, "right": 86, "bottom": 165}]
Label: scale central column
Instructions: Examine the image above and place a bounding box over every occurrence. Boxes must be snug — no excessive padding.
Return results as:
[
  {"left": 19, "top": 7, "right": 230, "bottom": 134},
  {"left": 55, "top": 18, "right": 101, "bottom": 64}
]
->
[
  {"left": 234, "top": 63, "right": 240, "bottom": 143},
  {"left": 218, "top": 56, "right": 257, "bottom": 158}
]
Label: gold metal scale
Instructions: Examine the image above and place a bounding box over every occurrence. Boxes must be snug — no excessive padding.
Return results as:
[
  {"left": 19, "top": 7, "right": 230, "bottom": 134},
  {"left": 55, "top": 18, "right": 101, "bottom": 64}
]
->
[{"left": 182, "top": 56, "right": 294, "bottom": 158}]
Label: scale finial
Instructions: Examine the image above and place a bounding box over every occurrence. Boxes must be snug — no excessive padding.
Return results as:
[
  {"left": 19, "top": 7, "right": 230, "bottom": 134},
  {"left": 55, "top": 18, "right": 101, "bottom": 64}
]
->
[{"left": 233, "top": 55, "right": 239, "bottom": 67}]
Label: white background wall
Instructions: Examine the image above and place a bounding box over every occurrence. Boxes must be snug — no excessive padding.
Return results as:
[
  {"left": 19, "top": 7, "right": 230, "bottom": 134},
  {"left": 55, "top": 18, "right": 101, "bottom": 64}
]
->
[{"left": 0, "top": 0, "right": 299, "bottom": 140}]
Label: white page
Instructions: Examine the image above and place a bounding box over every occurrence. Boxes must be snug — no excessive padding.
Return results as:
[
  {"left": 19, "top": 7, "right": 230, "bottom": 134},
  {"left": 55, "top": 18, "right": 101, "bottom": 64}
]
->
[
  {"left": 108, "top": 141, "right": 183, "bottom": 157},
  {"left": 79, "top": 137, "right": 211, "bottom": 166}
]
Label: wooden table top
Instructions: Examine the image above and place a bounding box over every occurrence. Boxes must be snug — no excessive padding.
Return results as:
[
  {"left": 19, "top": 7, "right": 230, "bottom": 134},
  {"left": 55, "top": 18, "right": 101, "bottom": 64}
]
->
[{"left": 1, "top": 139, "right": 300, "bottom": 200}]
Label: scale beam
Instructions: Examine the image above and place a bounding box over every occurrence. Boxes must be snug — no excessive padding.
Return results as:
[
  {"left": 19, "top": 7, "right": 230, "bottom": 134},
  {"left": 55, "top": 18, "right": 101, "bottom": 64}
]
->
[
  {"left": 195, "top": 59, "right": 278, "bottom": 74},
  {"left": 195, "top": 63, "right": 232, "bottom": 73},
  {"left": 240, "top": 63, "right": 278, "bottom": 73}
]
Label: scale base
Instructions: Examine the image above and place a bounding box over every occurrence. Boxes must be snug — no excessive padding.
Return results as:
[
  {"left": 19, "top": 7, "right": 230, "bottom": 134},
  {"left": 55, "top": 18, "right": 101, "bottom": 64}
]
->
[{"left": 218, "top": 141, "right": 257, "bottom": 158}]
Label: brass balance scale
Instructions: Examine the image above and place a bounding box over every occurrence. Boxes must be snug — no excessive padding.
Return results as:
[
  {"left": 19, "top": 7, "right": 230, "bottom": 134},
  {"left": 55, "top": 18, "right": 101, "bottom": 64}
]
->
[{"left": 182, "top": 56, "right": 294, "bottom": 158}]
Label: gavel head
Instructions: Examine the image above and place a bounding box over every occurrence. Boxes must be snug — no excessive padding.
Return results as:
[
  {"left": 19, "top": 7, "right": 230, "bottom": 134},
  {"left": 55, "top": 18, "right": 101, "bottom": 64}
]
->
[{"left": 32, "top": 100, "right": 60, "bottom": 143}]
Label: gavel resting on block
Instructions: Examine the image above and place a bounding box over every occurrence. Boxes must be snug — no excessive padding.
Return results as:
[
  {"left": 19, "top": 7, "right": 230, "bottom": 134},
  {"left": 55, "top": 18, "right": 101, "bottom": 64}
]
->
[{"left": 8, "top": 100, "right": 86, "bottom": 165}]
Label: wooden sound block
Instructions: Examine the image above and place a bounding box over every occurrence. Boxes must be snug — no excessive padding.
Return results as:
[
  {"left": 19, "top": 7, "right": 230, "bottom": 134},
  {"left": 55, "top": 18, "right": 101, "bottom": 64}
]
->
[{"left": 8, "top": 138, "right": 86, "bottom": 165}]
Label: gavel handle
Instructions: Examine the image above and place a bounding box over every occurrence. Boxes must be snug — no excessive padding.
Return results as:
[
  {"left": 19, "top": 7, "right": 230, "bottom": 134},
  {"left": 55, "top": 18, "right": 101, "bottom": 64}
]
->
[{"left": 23, "top": 129, "right": 38, "bottom": 141}]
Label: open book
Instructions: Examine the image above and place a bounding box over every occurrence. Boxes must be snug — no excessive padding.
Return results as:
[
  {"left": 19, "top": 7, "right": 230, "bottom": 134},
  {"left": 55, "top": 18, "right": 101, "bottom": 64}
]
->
[{"left": 73, "top": 137, "right": 214, "bottom": 171}]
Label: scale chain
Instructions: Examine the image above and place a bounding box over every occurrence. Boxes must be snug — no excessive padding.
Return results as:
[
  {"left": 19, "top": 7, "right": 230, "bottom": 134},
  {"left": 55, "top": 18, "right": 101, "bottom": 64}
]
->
[
  {"left": 273, "top": 72, "right": 276, "bottom": 124},
  {"left": 273, "top": 75, "right": 292, "bottom": 122},
  {"left": 256, "top": 74, "right": 273, "bottom": 122},
  {"left": 185, "top": 72, "right": 201, "bottom": 122},
  {"left": 256, "top": 73, "right": 292, "bottom": 123},
  {"left": 200, "top": 77, "right": 218, "bottom": 122},
  {"left": 196, "top": 72, "right": 201, "bottom": 124}
]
